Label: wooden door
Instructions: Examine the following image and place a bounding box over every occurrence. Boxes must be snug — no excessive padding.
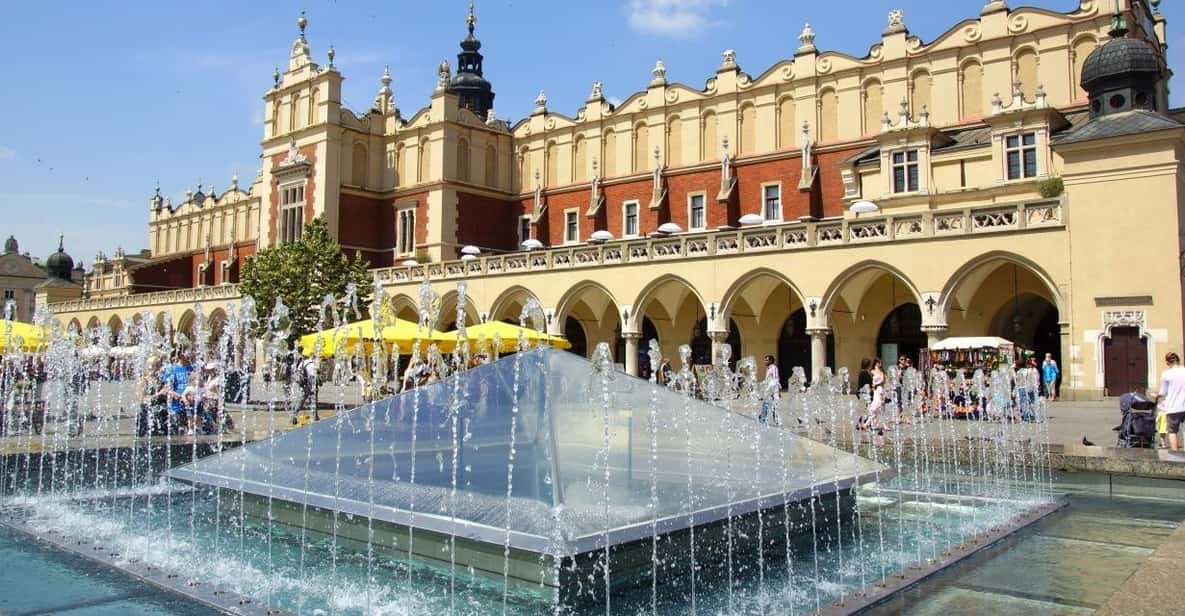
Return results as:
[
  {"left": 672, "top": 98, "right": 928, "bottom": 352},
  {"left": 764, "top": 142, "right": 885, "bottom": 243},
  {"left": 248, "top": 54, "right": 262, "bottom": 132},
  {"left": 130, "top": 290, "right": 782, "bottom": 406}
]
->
[{"left": 1104, "top": 327, "right": 1148, "bottom": 396}]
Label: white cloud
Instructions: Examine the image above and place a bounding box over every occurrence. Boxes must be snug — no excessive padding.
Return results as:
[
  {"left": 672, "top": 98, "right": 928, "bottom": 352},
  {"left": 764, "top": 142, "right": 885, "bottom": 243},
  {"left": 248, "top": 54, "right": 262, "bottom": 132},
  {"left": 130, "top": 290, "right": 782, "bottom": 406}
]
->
[
  {"left": 0, "top": 145, "right": 15, "bottom": 161},
  {"left": 627, "top": 0, "right": 729, "bottom": 37}
]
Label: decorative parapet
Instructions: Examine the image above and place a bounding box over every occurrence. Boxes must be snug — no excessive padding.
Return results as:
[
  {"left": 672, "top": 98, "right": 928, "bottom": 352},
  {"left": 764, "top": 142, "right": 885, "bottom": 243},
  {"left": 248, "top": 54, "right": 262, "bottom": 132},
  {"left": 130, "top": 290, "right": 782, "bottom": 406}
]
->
[
  {"left": 373, "top": 198, "right": 1065, "bottom": 285},
  {"left": 991, "top": 82, "right": 1048, "bottom": 116},
  {"left": 51, "top": 284, "right": 242, "bottom": 315}
]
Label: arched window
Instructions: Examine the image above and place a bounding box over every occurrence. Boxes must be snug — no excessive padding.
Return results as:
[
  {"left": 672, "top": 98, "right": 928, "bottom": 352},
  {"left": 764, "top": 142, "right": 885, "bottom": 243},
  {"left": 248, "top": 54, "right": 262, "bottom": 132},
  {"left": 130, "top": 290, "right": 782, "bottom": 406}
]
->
[
  {"left": 602, "top": 130, "right": 617, "bottom": 177},
  {"left": 700, "top": 111, "right": 717, "bottom": 161},
  {"left": 545, "top": 141, "right": 559, "bottom": 186},
  {"left": 1014, "top": 48, "right": 1039, "bottom": 100},
  {"left": 272, "top": 101, "right": 281, "bottom": 137},
  {"left": 395, "top": 143, "right": 407, "bottom": 186},
  {"left": 456, "top": 138, "right": 470, "bottom": 182},
  {"left": 288, "top": 94, "right": 298, "bottom": 132},
  {"left": 417, "top": 138, "right": 431, "bottom": 183},
  {"left": 960, "top": 60, "right": 984, "bottom": 119},
  {"left": 818, "top": 89, "right": 838, "bottom": 142},
  {"left": 573, "top": 135, "right": 588, "bottom": 182},
  {"left": 518, "top": 146, "right": 531, "bottom": 191},
  {"left": 484, "top": 144, "right": 498, "bottom": 187},
  {"left": 632, "top": 122, "right": 649, "bottom": 174},
  {"left": 351, "top": 143, "right": 367, "bottom": 187},
  {"left": 777, "top": 96, "right": 796, "bottom": 149},
  {"left": 862, "top": 80, "right": 882, "bottom": 136},
  {"left": 738, "top": 103, "right": 756, "bottom": 155},
  {"left": 308, "top": 88, "right": 319, "bottom": 126},
  {"left": 1071, "top": 37, "right": 1097, "bottom": 99},
  {"left": 910, "top": 71, "right": 931, "bottom": 121},
  {"left": 666, "top": 116, "right": 682, "bottom": 167}
]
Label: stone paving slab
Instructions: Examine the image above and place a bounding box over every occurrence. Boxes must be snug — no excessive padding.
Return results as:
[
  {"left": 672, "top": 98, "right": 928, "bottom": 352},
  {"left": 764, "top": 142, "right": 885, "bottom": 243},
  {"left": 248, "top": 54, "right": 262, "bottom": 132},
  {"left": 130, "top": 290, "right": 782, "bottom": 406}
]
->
[{"left": 1095, "top": 520, "right": 1185, "bottom": 616}]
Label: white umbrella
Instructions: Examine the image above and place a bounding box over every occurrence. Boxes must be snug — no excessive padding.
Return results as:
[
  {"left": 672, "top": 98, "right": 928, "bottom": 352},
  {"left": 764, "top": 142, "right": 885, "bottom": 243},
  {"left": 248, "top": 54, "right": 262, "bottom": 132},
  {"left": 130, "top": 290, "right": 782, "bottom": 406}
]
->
[
  {"left": 849, "top": 200, "right": 880, "bottom": 214},
  {"left": 657, "top": 222, "right": 683, "bottom": 234},
  {"left": 738, "top": 213, "right": 764, "bottom": 226},
  {"left": 521, "top": 238, "right": 544, "bottom": 250}
]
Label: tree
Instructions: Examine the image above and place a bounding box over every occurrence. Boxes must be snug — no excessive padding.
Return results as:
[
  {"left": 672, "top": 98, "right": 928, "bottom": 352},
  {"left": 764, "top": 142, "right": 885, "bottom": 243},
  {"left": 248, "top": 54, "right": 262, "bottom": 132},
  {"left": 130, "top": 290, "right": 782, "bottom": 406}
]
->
[{"left": 239, "top": 217, "right": 372, "bottom": 340}]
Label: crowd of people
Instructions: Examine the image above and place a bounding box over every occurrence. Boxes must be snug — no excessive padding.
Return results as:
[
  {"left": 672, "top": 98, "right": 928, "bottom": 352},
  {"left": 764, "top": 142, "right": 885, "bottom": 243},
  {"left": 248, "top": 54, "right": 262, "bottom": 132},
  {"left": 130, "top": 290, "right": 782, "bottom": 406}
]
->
[{"left": 137, "top": 351, "right": 235, "bottom": 436}]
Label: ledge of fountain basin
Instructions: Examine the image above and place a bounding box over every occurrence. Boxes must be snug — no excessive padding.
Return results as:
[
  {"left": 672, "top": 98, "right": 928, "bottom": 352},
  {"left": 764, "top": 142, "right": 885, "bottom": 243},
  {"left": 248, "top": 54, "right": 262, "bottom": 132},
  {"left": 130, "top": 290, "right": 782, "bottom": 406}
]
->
[
  {"left": 1050, "top": 444, "right": 1185, "bottom": 479},
  {"left": 1095, "top": 515, "right": 1185, "bottom": 616}
]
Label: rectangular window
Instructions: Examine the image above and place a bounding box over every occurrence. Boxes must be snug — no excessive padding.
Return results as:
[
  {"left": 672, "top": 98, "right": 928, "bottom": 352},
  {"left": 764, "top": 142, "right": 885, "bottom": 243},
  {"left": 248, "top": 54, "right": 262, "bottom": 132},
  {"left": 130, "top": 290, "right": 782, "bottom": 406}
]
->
[
  {"left": 518, "top": 216, "right": 531, "bottom": 247},
  {"left": 623, "top": 201, "right": 639, "bottom": 236},
  {"left": 763, "top": 185, "right": 781, "bottom": 221},
  {"left": 279, "top": 183, "right": 306, "bottom": 244},
  {"left": 689, "top": 194, "right": 706, "bottom": 230},
  {"left": 1005, "top": 132, "right": 1038, "bottom": 180},
  {"left": 564, "top": 210, "right": 579, "bottom": 243},
  {"left": 892, "top": 150, "right": 919, "bottom": 193},
  {"left": 396, "top": 207, "right": 416, "bottom": 255}
]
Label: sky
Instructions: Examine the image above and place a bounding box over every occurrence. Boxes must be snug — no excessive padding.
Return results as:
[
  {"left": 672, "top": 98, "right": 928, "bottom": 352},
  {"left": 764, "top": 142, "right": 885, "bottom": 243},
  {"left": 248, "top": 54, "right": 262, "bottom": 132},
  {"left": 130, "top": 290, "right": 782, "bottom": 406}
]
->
[{"left": 0, "top": 0, "right": 1181, "bottom": 267}]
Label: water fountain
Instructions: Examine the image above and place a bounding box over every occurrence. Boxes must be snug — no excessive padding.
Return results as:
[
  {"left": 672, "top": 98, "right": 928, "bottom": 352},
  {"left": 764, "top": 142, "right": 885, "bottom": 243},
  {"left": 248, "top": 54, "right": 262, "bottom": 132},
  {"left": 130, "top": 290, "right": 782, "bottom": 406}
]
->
[{"left": 0, "top": 287, "right": 1061, "bottom": 615}]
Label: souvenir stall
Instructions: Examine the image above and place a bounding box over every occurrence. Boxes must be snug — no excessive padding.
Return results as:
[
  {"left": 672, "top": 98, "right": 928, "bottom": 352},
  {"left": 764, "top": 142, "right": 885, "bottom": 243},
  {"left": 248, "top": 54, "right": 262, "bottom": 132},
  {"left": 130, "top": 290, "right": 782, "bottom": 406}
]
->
[{"left": 922, "top": 337, "right": 1021, "bottom": 373}]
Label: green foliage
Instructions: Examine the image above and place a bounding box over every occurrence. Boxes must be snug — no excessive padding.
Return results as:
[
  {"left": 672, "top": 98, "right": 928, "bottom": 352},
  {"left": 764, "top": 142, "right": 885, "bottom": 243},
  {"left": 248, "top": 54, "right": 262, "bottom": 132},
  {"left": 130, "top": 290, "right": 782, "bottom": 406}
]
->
[
  {"left": 239, "top": 217, "right": 372, "bottom": 339},
  {"left": 1038, "top": 176, "right": 1064, "bottom": 199}
]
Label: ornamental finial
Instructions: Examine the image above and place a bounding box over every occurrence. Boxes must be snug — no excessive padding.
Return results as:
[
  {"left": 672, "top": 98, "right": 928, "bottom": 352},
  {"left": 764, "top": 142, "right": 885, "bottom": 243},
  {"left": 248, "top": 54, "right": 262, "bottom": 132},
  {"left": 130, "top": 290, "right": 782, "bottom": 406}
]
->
[
  {"left": 327, "top": 44, "right": 335, "bottom": 68},
  {"left": 467, "top": 1, "right": 476, "bottom": 33},
  {"left": 297, "top": 10, "right": 308, "bottom": 39}
]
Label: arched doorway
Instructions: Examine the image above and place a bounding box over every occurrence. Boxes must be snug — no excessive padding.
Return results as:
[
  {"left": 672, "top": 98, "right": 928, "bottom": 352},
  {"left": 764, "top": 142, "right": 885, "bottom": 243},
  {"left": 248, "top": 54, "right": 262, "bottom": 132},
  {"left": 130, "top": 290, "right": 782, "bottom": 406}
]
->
[
  {"left": 989, "top": 292, "right": 1061, "bottom": 371},
  {"left": 777, "top": 308, "right": 835, "bottom": 387},
  {"left": 1104, "top": 327, "right": 1148, "bottom": 396},
  {"left": 564, "top": 317, "right": 588, "bottom": 358},
  {"left": 876, "top": 303, "right": 925, "bottom": 367}
]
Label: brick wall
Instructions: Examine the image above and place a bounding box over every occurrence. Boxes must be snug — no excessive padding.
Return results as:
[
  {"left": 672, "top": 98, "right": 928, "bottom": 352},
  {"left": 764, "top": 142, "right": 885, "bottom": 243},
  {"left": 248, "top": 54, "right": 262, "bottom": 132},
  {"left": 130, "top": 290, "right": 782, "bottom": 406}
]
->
[
  {"left": 266, "top": 145, "right": 318, "bottom": 245},
  {"left": 455, "top": 192, "right": 519, "bottom": 256}
]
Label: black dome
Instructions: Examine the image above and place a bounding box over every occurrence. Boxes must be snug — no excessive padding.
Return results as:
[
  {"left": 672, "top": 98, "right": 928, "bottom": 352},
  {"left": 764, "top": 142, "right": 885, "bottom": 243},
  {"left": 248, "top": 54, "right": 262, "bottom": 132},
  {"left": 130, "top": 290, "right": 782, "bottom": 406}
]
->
[
  {"left": 1081, "top": 38, "right": 1162, "bottom": 90},
  {"left": 46, "top": 237, "right": 74, "bottom": 280},
  {"left": 460, "top": 33, "right": 481, "bottom": 52}
]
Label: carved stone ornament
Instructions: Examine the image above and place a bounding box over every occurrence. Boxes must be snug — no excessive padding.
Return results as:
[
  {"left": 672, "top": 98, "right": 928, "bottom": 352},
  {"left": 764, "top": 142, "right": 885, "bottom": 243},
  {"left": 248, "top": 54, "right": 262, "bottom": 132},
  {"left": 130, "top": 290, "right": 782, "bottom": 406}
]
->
[
  {"left": 884, "top": 9, "right": 907, "bottom": 34},
  {"left": 719, "top": 49, "right": 737, "bottom": 71},
  {"left": 1103, "top": 310, "right": 1146, "bottom": 331},
  {"left": 651, "top": 59, "right": 668, "bottom": 86},
  {"left": 588, "top": 81, "right": 603, "bottom": 102},
  {"left": 798, "top": 23, "right": 816, "bottom": 50}
]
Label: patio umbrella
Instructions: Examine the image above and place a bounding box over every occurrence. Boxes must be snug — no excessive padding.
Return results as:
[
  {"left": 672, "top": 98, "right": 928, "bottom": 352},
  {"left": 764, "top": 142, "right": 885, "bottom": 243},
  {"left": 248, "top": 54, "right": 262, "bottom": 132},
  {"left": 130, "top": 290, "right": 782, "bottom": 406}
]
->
[
  {"left": 299, "top": 319, "right": 455, "bottom": 357},
  {"left": 452, "top": 320, "right": 571, "bottom": 354}
]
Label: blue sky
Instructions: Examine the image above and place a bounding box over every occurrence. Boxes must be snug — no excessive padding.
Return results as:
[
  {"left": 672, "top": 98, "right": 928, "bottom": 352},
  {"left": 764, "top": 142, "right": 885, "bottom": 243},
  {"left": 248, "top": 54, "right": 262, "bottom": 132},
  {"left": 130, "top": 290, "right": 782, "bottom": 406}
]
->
[{"left": 0, "top": 0, "right": 1180, "bottom": 266}]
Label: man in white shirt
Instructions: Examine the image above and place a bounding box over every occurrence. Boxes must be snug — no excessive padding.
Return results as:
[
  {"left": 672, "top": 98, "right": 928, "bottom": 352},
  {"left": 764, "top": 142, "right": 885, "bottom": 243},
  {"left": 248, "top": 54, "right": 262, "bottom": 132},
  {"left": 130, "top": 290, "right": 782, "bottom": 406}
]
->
[{"left": 1154, "top": 352, "right": 1185, "bottom": 451}]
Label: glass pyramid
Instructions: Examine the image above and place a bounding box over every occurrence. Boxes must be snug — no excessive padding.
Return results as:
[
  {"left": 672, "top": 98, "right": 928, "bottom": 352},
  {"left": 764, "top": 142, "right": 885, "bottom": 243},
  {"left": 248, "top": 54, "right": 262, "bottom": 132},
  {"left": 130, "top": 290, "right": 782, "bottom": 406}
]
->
[{"left": 169, "top": 348, "right": 888, "bottom": 555}]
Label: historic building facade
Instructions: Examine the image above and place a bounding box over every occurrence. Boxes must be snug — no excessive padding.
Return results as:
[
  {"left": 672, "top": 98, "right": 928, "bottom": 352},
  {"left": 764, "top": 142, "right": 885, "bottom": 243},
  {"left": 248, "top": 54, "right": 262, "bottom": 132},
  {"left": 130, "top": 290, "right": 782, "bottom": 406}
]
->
[{"left": 46, "top": 0, "right": 1184, "bottom": 400}]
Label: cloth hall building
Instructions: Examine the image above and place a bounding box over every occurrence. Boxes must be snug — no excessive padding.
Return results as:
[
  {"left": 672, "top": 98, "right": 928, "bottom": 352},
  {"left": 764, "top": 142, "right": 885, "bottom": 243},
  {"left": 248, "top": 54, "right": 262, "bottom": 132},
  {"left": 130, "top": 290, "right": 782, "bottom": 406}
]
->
[{"left": 46, "top": 0, "right": 1185, "bottom": 400}]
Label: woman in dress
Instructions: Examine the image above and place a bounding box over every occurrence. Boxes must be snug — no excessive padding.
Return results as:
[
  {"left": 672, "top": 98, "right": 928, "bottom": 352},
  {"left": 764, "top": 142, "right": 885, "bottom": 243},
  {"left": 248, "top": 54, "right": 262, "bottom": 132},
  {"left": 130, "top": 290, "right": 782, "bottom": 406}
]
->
[{"left": 868, "top": 358, "right": 889, "bottom": 431}]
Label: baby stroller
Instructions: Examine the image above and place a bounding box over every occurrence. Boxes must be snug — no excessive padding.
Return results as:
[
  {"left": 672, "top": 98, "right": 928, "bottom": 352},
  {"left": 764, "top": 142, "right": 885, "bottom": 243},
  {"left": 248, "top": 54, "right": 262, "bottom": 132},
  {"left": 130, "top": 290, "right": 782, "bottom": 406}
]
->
[{"left": 1117, "top": 392, "right": 1156, "bottom": 448}]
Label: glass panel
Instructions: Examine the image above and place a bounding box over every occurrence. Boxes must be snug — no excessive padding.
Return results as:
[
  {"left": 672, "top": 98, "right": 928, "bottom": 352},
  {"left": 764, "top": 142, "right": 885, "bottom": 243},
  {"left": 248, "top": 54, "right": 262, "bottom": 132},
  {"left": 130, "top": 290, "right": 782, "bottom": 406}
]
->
[
  {"left": 1007, "top": 151, "right": 1020, "bottom": 180},
  {"left": 172, "top": 349, "right": 887, "bottom": 548},
  {"left": 1024, "top": 149, "right": 1038, "bottom": 178},
  {"left": 907, "top": 150, "right": 918, "bottom": 163},
  {"left": 908, "top": 164, "right": 919, "bottom": 191},
  {"left": 1006, "top": 135, "right": 1019, "bottom": 149},
  {"left": 894, "top": 166, "right": 906, "bottom": 193},
  {"left": 1022, "top": 132, "right": 1036, "bottom": 146}
]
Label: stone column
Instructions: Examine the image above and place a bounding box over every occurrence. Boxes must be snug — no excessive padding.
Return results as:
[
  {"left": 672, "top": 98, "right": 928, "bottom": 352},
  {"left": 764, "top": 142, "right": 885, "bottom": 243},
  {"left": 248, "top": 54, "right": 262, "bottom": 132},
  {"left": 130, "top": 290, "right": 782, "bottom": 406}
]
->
[
  {"left": 922, "top": 325, "right": 948, "bottom": 350},
  {"left": 807, "top": 328, "right": 829, "bottom": 383},
  {"left": 623, "top": 332, "right": 642, "bottom": 377},
  {"left": 709, "top": 331, "right": 729, "bottom": 368}
]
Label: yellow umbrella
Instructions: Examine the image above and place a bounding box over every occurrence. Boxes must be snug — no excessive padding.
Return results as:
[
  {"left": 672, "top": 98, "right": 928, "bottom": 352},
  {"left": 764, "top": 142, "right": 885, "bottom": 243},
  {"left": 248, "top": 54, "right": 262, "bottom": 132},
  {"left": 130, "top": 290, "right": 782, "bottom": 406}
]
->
[
  {"left": 299, "top": 319, "right": 454, "bottom": 357},
  {"left": 453, "top": 321, "right": 571, "bottom": 354},
  {"left": 0, "top": 321, "right": 47, "bottom": 352}
]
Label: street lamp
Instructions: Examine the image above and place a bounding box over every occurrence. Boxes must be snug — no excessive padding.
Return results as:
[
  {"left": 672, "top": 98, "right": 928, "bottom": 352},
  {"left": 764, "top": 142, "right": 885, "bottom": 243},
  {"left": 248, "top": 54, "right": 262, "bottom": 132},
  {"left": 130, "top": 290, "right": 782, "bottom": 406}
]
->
[
  {"left": 739, "top": 213, "right": 764, "bottom": 226},
  {"left": 520, "top": 238, "right": 544, "bottom": 250},
  {"left": 657, "top": 222, "right": 683, "bottom": 234},
  {"left": 589, "top": 230, "right": 614, "bottom": 243},
  {"left": 460, "top": 245, "right": 482, "bottom": 256}
]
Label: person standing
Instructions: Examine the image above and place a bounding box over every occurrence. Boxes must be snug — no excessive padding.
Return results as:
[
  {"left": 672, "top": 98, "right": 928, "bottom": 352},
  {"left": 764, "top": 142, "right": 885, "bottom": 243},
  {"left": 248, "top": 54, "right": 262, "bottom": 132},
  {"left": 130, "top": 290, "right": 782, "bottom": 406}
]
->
[
  {"left": 857, "top": 358, "right": 873, "bottom": 398},
  {"left": 1041, "top": 353, "right": 1060, "bottom": 401},
  {"left": 291, "top": 355, "right": 320, "bottom": 424},
  {"left": 759, "top": 355, "right": 781, "bottom": 425},
  {"left": 1153, "top": 352, "right": 1185, "bottom": 452},
  {"left": 158, "top": 351, "right": 195, "bottom": 435}
]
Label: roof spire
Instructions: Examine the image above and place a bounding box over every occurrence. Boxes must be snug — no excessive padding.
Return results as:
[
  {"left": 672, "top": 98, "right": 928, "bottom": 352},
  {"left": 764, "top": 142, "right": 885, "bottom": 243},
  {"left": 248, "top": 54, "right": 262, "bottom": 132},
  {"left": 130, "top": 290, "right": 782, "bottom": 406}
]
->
[
  {"left": 57, "top": 234, "right": 64, "bottom": 252},
  {"left": 297, "top": 10, "right": 308, "bottom": 41},
  {"left": 467, "top": 1, "right": 476, "bottom": 35}
]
